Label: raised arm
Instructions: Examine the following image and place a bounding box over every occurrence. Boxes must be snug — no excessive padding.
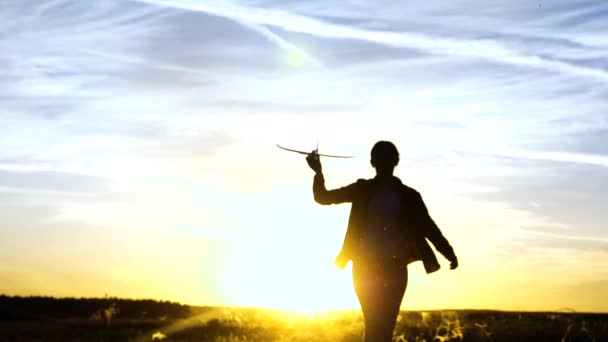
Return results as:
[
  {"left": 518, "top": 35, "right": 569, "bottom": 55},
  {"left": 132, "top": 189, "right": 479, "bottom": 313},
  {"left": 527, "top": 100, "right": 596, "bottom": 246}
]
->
[
  {"left": 307, "top": 152, "right": 356, "bottom": 205},
  {"left": 414, "top": 192, "right": 459, "bottom": 269},
  {"left": 312, "top": 172, "right": 357, "bottom": 205}
]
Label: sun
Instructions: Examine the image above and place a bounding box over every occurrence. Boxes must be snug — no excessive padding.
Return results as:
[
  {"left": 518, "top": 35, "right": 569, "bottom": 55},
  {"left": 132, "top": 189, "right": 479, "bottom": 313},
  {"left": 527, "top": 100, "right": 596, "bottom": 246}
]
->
[
  {"left": 287, "top": 48, "right": 308, "bottom": 68},
  {"left": 219, "top": 222, "right": 360, "bottom": 312}
]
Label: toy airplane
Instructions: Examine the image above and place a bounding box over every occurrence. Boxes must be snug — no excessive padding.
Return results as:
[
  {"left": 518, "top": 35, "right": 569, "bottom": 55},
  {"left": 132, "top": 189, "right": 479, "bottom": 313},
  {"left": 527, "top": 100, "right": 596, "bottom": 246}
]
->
[{"left": 276, "top": 143, "right": 354, "bottom": 158}]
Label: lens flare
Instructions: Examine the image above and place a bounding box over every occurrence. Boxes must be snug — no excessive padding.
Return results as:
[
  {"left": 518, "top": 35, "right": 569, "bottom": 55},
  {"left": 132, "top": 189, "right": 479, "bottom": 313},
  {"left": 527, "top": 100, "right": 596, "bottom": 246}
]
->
[{"left": 287, "top": 48, "right": 308, "bottom": 67}]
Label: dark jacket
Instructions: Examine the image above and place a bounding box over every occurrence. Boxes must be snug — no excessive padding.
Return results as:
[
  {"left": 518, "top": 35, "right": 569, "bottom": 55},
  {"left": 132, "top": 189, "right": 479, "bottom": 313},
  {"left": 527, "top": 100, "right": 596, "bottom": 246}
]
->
[{"left": 313, "top": 173, "right": 456, "bottom": 274}]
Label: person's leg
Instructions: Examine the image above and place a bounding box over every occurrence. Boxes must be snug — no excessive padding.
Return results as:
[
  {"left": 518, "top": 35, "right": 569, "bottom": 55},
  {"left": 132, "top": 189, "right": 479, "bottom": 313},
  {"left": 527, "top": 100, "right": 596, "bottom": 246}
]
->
[
  {"left": 353, "top": 260, "right": 407, "bottom": 342},
  {"left": 376, "top": 262, "right": 408, "bottom": 342},
  {"left": 353, "top": 259, "right": 383, "bottom": 342}
]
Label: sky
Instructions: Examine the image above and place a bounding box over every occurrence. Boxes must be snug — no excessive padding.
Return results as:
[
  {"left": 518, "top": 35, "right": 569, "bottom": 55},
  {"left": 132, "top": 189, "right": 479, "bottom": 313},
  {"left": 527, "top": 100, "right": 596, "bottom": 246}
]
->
[{"left": 1, "top": 0, "right": 607, "bottom": 312}]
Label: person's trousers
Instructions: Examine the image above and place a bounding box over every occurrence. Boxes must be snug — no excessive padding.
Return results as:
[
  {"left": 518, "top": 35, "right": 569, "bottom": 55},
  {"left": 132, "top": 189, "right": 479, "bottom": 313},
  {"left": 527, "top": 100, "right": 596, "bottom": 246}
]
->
[{"left": 353, "top": 258, "right": 408, "bottom": 342}]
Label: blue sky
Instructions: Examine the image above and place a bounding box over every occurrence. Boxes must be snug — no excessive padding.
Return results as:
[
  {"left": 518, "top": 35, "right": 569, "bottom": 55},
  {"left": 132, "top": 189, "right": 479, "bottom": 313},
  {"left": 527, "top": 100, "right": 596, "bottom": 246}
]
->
[{"left": 1, "top": 0, "right": 607, "bottom": 311}]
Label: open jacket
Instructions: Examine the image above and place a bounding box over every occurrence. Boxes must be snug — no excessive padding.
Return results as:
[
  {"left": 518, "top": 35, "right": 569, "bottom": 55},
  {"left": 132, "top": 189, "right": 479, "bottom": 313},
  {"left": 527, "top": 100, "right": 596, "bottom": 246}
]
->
[{"left": 313, "top": 173, "right": 456, "bottom": 274}]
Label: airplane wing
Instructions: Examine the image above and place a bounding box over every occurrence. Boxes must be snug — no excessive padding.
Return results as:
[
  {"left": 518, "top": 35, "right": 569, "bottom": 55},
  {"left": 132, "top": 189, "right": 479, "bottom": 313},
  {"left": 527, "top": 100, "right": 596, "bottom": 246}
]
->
[
  {"left": 317, "top": 153, "right": 354, "bottom": 158},
  {"left": 276, "top": 144, "right": 309, "bottom": 155},
  {"left": 276, "top": 144, "right": 354, "bottom": 158}
]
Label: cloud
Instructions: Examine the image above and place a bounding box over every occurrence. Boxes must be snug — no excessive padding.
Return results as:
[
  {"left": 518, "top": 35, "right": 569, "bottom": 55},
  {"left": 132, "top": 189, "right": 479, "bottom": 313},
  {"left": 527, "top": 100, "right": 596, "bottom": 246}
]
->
[
  {"left": 464, "top": 147, "right": 608, "bottom": 168},
  {"left": 0, "top": 169, "right": 105, "bottom": 194},
  {"left": 458, "top": 157, "right": 608, "bottom": 242},
  {"left": 521, "top": 231, "right": 608, "bottom": 252},
  {"left": 234, "top": 20, "right": 323, "bottom": 67},
  {"left": 135, "top": 0, "right": 608, "bottom": 81}
]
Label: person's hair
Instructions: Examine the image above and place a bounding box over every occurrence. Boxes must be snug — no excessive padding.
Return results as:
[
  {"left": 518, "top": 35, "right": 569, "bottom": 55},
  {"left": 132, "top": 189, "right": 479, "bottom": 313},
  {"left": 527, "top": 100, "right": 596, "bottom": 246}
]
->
[{"left": 370, "top": 140, "right": 399, "bottom": 167}]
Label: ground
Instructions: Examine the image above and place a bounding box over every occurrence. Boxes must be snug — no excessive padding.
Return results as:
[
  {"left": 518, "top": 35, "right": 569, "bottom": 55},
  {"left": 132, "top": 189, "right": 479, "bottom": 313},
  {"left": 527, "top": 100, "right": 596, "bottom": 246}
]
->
[{"left": 0, "top": 306, "right": 606, "bottom": 341}]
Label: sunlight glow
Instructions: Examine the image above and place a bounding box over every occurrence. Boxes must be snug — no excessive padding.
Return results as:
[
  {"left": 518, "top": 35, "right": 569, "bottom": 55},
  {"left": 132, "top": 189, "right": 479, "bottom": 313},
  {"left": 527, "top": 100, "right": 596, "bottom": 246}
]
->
[
  {"left": 219, "top": 214, "right": 360, "bottom": 312},
  {"left": 287, "top": 48, "right": 308, "bottom": 67}
]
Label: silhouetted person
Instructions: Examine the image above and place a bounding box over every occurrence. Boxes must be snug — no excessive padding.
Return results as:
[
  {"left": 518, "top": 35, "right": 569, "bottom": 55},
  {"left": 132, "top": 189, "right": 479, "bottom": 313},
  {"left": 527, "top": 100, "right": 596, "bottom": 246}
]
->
[{"left": 306, "top": 141, "right": 458, "bottom": 342}]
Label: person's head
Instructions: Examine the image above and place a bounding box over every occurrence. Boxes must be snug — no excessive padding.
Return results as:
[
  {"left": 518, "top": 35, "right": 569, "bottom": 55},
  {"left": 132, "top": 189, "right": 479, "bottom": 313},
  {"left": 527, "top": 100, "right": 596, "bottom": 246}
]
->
[{"left": 370, "top": 140, "right": 399, "bottom": 176}]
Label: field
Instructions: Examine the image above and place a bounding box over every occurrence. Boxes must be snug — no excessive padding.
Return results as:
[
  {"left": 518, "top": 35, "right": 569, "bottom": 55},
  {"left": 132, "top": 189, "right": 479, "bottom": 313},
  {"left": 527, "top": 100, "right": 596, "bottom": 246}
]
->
[
  {"left": 0, "top": 296, "right": 605, "bottom": 341},
  {"left": 1, "top": 301, "right": 607, "bottom": 342}
]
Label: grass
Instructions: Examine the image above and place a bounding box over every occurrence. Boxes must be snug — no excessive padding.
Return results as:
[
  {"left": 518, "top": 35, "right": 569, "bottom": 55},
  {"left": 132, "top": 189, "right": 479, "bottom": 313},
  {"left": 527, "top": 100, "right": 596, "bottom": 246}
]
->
[{"left": 0, "top": 307, "right": 606, "bottom": 341}]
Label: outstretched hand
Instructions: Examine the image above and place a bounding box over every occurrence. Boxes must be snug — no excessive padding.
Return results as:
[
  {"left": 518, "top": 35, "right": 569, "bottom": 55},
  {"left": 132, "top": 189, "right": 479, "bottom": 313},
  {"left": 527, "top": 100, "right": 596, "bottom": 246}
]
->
[
  {"left": 306, "top": 151, "right": 322, "bottom": 174},
  {"left": 449, "top": 256, "right": 459, "bottom": 270}
]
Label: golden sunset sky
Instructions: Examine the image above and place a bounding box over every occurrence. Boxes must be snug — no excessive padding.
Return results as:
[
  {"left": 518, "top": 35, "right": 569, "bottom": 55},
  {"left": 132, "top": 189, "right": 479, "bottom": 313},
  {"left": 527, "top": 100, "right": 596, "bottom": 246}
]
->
[{"left": 1, "top": 0, "right": 607, "bottom": 312}]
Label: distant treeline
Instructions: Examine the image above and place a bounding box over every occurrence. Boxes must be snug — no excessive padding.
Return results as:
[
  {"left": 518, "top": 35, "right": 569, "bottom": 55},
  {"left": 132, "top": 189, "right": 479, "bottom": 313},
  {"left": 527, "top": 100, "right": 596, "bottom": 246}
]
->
[{"left": 0, "top": 295, "right": 191, "bottom": 321}]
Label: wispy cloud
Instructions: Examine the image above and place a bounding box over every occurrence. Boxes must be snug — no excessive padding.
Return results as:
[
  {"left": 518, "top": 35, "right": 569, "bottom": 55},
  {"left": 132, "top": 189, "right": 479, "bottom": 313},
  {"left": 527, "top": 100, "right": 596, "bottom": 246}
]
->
[
  {"left": 135, "top": 0, "right": 608, "bottom": 81},
  {"left": 461, "top": 146, "right": 608, "bottom": 168}
]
